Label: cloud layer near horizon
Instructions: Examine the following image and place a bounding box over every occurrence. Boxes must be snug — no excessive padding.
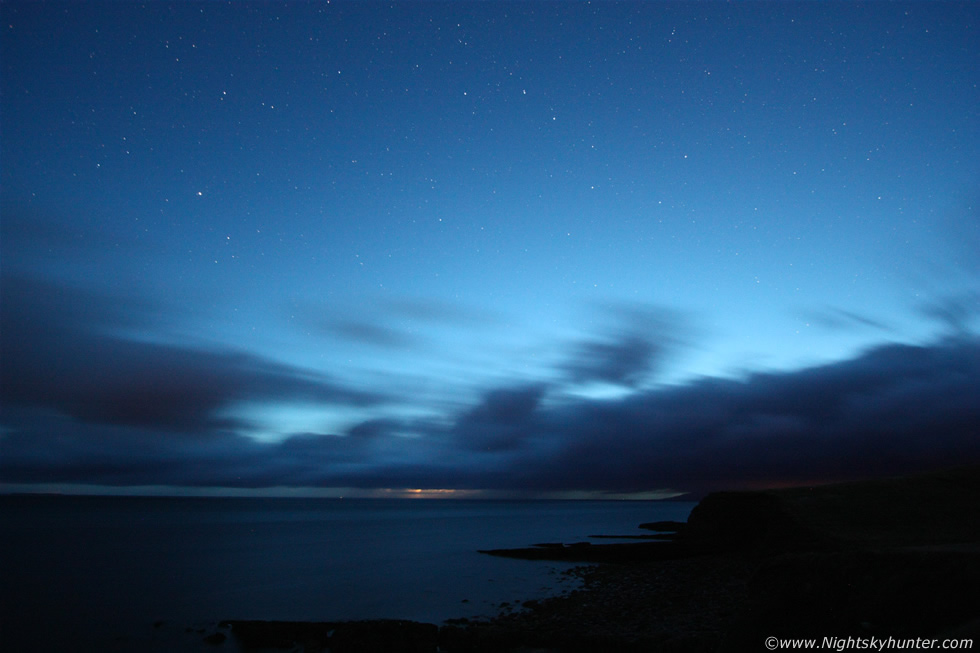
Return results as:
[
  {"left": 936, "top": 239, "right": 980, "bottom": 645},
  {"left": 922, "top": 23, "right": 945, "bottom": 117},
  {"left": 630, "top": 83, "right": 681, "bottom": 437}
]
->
[{"left": 2, "top": 273, "right": 978, "bottom": 495}]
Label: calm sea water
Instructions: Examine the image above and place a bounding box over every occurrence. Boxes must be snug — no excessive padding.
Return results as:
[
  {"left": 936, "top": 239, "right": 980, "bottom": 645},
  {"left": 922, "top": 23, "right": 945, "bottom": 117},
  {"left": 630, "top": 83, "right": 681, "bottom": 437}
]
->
[{"left": 0, "top": 495, "right": 694, "bottom": 652}]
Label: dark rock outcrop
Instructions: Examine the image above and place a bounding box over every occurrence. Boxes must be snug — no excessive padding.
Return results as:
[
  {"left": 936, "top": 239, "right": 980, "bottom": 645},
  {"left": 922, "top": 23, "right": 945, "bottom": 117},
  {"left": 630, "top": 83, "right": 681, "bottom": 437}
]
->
[
  {"left": 683, "top": 490, "right": 824, "bottom": 553},
  {"left": 202, "top": 630, "right": 226, "bottom": 646},
  {"left": 638, "top": 519, "right": 687, "bottom": 532},
  {"left": 482, "top": 488, "right": 824, "bottom": 563}
]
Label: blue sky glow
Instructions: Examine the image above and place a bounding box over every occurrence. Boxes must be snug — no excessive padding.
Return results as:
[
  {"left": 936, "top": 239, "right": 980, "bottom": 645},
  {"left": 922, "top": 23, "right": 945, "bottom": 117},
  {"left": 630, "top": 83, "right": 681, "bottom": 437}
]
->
[{"left": 2, "top": 1, "right": 978, "bottom": 496}]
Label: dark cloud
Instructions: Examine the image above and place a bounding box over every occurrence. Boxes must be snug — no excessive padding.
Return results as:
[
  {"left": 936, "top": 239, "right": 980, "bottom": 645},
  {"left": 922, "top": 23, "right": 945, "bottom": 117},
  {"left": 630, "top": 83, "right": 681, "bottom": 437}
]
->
[
  {"left": 2, "top": 273, "right": 978, "bottom": 494},
  {"left": 918, "top": 291, "right": 980, "bottom": 337},
  {"left": 345, "top": 418, "right": 399, "bottom": 439},
  {"left": 320, "top": 337, "right": 979, "bottom": 493},
  {"left": 264, "top": 433, "right": 377, "bottom": 484},
  {"left": 452, "top": 386, "right": 546, "bottom": 452},
  {"left": 384, "top": 297, "right": 498, "bottom": 327},
  {"left": 804, "top": 307, "right": 894, "bottom": 333},
  {"left": 0, "top": 275, "right": 385, "bottom": 432},
  {"left": 904, "top": 189, "right": 980, "bottom": 334},
  {"left": 326, "top": 320, "right": 418, "bottom": 348},
  {"left": 0, "top": 202, "right": 122, "bottom": 268},
  {"left": 565, "top": 334, "right": 661, "bottom": 386},
  {"left": 533, "top": 338, "right": 980, "bottom": 493},
  {"left": 563, "top": 305, "right": 687, "bottom": 387},
  {"left": 297, "top": 301, "right": 420, "bottom": 349},
  {"left": 297, "top": 296, "right": 495, "bottom": 350},
  {"left": 0, "top": 416, "right": 242, "bottom": 485}
]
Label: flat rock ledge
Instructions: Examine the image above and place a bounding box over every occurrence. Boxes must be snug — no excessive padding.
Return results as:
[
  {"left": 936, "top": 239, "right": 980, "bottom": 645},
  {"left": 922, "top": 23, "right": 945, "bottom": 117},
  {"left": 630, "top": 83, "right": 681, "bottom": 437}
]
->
[{"left": 219, "top": 619, "right": 439, "bottom": 653}]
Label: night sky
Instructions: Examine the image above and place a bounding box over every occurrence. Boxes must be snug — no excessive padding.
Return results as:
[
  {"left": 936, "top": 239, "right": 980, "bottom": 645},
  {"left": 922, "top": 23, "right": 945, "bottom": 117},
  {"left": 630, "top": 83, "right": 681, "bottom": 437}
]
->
[{"left": 2, "top": 1, "right": 978, "bottom": 497}]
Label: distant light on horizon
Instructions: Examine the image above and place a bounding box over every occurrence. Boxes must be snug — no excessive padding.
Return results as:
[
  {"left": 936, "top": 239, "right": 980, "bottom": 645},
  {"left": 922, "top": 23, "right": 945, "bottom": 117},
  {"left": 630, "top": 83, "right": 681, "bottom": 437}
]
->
[{"left": 0, "top": 484, "right": 689, "bottom": 501}]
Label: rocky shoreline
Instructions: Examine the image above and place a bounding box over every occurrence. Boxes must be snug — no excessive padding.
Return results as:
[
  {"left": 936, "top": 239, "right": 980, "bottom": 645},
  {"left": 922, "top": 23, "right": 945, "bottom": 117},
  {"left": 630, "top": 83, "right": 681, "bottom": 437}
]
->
[{"left": 209, "top": 465, "right": 979, "bottom": 652}]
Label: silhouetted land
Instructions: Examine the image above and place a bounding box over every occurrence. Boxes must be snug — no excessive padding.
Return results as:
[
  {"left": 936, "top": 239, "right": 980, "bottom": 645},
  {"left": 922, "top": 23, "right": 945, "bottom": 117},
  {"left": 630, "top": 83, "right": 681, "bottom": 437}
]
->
[{"left": 217, "top": 465, "right": 980, "bottom": 652}]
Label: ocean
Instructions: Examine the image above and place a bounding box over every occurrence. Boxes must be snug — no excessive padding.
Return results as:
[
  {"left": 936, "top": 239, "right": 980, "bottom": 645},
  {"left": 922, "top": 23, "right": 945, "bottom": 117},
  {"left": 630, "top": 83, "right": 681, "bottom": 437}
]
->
[{"left": 0, "top": 495, "right": 694, "bottom": 652}]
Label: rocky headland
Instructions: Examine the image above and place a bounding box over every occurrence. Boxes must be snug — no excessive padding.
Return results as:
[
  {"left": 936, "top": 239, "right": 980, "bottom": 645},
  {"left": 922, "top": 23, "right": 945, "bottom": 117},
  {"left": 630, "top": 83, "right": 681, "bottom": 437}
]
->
[{"left": 216, "top": 464, "right": 980, "bottom": 652}]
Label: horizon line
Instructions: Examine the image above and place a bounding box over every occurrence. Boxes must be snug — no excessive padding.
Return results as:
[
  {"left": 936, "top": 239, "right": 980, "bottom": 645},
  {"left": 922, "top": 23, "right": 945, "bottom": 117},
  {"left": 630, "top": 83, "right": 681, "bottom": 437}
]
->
[{"left": 0, "top": 483, "right": 688, "bottom": 501}]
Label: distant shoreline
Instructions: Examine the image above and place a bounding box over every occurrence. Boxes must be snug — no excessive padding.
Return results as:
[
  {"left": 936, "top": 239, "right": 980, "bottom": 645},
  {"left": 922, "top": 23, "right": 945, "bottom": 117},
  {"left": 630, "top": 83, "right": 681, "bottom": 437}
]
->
[{"left": 0, "top": 484, "right": 692, "bottom": 501}]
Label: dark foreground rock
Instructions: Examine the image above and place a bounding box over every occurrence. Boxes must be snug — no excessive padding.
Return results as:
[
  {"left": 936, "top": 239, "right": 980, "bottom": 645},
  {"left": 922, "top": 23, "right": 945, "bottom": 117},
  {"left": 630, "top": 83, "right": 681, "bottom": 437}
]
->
[
  {"left": 222, "top": 619, "right": 438, "bottom": 652},
  {"left": 722, "top": 548, "right": 980, "bottom": 651},
  {"left": 441, "top": 554, "right": 758, "bottom": 653},
  {"left": 475, "top": 464, "right": 980, "bottom": 651},
  {"left": 638, "top": 519, "right": 688, "bottom": 532}
]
